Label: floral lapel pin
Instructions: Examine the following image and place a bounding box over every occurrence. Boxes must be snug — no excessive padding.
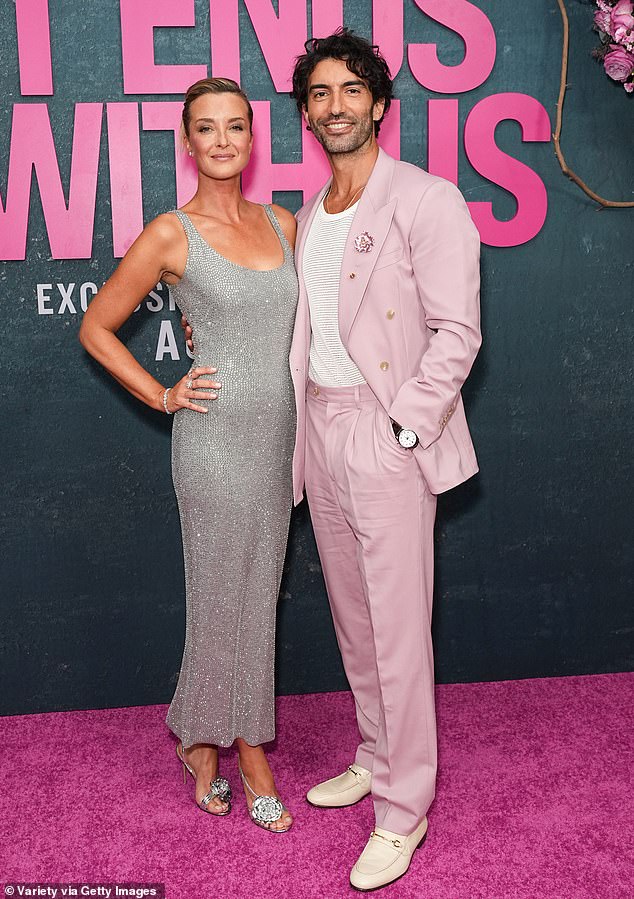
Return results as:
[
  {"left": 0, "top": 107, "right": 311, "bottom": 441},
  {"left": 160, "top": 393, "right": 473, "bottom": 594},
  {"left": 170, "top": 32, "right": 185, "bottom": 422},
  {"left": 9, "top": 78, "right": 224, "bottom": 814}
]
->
[{"left": 354, "top": 231, "right": 375, "bottom": 253}]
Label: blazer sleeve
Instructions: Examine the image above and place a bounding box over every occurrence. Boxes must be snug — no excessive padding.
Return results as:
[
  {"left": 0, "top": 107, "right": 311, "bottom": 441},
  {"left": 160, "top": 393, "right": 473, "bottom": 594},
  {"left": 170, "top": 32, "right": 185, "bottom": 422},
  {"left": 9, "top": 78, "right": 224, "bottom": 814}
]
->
[{"left": 387, "top": 179, "right": 482, "bottom": 449}]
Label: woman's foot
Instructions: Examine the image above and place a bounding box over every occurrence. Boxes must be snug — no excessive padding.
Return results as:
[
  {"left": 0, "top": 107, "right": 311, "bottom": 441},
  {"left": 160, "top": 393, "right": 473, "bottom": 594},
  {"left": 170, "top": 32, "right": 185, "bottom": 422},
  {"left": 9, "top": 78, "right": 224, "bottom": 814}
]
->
[
  {"left": 236, "top": 739, "right": 293, "bottom": 832},
  {"left": 178, "top": 742, "right": 231, "bottom": 816}
]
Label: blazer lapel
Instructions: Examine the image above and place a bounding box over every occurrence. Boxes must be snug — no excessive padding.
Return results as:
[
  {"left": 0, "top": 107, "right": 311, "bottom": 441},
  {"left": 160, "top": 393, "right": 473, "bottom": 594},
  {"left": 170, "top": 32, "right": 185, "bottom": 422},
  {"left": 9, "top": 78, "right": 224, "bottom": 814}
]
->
[
  {"left": 290, "top": 182, "right": 331, "bottom": 367},
  {"left": 338, "top": 149, "right": 397, "bottom": 345},
  {"left": 295, "top": 181, "right": 331, "bottom": 286}
]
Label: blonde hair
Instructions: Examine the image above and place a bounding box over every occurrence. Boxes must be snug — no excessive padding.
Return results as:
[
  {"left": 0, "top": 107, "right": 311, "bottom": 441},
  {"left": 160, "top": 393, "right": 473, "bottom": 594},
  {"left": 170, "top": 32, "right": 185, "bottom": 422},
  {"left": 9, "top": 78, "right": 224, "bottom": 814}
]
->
[{"left": 181, "top": 77, "right": 254, "bottom": 139}]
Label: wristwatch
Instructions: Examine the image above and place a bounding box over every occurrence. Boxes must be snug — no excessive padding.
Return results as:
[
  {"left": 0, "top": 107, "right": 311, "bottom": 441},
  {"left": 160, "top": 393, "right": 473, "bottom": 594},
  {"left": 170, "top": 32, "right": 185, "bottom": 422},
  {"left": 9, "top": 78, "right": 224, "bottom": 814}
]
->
[{"left": 391, "top": 420, "right": 419, "bottom": 449}]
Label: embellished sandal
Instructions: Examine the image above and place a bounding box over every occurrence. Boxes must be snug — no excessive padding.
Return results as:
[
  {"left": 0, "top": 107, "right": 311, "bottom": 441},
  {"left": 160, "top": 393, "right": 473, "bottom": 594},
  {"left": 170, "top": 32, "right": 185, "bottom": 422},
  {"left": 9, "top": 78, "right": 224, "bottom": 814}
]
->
[
  {"left": 176, "top": 742, "right": 232, "bottom": 816},
  {"left": 239, "top": 765, "right": 292, "bottom": 833}
]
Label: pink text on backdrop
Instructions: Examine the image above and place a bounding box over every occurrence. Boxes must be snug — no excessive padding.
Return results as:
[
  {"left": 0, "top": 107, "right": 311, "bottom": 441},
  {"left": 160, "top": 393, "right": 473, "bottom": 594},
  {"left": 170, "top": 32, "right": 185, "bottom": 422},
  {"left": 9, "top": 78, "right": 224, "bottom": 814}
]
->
[
  {"left": 408, "top": 0, "right": 496, "bottom": 92},
  {"left": 427, "top": 95, "right": 551, "bottom": 248},
  {"left": 120, "top": 0, "right": 207, "bottom": 94},
  {"left": 3, "top": 0, "right": 551, "bottom": 258},
  {"left": 107, "top": 104, "right": 144, "bottom": 258},
  {"left": 0, "top": 96, "right": 550, "bottom": 259},
  {"left": 464, "top": 93, "right": 551, "bottom": 247},
  {"left": 15, "top": 0, "right": 53, "bottom": 95},
  {"left": 14, "top": 0, "right": 497, "bottom": 95},
  {"left": 0, "top": 104, "right": 101, "bottom": 259},
  {"left": 116, "top": 0, "right": 496, "bottom": 94}
]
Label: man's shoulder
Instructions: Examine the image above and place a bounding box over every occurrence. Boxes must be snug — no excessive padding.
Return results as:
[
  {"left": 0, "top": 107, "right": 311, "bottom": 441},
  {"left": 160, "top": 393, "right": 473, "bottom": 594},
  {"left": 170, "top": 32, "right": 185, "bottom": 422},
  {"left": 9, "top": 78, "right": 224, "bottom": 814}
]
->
[
  {"left": 388, "top": 154, "right": 455, "bottom": 197},
  {"left": 383, "top": 155, "right": 471, "bottom": 222},
  {"left": 296, "top": 154, "right": 463, "bottom": 220}
]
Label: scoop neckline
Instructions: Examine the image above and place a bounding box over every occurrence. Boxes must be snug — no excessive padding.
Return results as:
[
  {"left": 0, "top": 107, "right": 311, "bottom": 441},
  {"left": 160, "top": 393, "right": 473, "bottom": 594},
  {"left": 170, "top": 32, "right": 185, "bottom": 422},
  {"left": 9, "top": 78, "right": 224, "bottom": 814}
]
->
[
  {"left": 177, "top": 206, "right": 287, "bottom": 273},
  {"left": 319, "top": 197, "right": 360, "bottom": 219}
]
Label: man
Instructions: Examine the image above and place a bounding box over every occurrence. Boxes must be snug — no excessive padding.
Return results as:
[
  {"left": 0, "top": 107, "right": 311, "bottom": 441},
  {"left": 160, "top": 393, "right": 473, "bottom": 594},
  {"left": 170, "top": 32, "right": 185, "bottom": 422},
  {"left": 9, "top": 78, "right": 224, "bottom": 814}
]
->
[{"left": 289, "top": 30, "right": 481, "bottom": 891}]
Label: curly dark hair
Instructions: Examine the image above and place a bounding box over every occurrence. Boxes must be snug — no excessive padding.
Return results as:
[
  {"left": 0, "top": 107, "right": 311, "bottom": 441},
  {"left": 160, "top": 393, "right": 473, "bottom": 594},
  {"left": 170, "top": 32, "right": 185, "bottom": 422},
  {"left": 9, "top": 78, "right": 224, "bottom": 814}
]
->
[{"left": 291, "top": 28, "right": 393, "bottom": 136}]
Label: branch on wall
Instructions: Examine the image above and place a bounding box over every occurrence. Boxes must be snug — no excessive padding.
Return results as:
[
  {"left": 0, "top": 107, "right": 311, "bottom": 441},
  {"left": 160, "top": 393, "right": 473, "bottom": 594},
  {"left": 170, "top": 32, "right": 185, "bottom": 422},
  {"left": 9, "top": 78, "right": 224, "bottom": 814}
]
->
[{"left": 553, "top": 0, "right": 634, "bottom": 207}]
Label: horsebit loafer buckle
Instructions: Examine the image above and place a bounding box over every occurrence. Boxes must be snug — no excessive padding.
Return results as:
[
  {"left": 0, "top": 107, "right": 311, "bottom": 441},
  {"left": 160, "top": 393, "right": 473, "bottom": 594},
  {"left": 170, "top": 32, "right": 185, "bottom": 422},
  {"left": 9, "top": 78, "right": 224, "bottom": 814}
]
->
[{"left": 370, "top": 831, "right": 402, "bottom": 848}]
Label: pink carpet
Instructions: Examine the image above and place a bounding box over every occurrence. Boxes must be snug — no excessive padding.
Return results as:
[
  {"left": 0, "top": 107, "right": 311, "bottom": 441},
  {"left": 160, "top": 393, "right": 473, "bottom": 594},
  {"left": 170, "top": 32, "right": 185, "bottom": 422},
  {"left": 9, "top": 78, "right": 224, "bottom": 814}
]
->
[{"left": 1, "top": 674, "right": 632, "bottom": 898}]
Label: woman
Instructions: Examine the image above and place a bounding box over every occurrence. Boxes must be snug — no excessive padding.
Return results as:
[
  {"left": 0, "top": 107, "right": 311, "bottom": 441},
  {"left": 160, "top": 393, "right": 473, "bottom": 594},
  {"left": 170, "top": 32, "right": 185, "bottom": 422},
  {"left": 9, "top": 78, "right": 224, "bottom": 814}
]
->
[{"left": 79, "top": 78, "right": 298, "bottom": 832}]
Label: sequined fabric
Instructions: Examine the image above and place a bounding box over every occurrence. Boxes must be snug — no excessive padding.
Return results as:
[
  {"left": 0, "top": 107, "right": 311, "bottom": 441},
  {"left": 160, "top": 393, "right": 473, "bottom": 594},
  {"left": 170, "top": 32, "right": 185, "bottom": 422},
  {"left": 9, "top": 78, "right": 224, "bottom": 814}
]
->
[{"left": 165, "top": 206, "right": 298, "bottom": 748}]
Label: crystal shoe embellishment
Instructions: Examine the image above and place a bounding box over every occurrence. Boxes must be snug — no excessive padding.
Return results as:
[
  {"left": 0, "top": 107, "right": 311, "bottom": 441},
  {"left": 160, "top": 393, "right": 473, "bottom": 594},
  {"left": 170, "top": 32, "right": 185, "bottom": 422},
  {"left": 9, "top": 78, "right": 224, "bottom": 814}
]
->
[
  {"left": 210, "top": 776, "right": 232, "bottom": 802},
  {"left": 251, "top": 794, "right": 284, "bottom": 824},
  {"left": 354, "top": 231, "right": 375, "bottom": 253}
]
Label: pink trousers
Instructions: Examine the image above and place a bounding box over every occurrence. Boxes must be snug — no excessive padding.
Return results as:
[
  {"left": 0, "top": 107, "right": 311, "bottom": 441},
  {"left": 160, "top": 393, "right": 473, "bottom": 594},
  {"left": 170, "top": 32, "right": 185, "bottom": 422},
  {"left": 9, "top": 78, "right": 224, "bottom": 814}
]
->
[{"left": 305, "top": 380, "right": 438, "bottom": 834}]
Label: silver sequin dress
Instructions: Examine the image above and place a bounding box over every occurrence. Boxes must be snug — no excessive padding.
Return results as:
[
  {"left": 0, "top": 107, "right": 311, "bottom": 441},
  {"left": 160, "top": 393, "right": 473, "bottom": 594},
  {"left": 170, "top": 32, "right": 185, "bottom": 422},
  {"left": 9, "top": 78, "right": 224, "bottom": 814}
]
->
[{"left": 165, "top": 206, "right": 298, "bottom": 748}]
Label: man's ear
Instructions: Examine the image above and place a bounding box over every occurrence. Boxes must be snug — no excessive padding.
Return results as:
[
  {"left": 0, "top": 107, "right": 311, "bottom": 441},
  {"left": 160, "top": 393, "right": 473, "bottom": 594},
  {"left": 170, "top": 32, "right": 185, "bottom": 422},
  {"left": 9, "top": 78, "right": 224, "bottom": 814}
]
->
[
  {"left": 302, "top": 106, "right": 311, "bottom": 130},
  {"left": 372, "top": 98, "right": 386, "bottom": 122}
]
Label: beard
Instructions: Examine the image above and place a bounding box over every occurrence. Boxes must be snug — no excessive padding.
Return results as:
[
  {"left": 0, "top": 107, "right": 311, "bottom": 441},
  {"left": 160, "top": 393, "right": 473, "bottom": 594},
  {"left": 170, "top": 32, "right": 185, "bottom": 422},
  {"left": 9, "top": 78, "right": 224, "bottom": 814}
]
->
[{"left": 308, "top": 112, "right": 375, "bottom": 155}]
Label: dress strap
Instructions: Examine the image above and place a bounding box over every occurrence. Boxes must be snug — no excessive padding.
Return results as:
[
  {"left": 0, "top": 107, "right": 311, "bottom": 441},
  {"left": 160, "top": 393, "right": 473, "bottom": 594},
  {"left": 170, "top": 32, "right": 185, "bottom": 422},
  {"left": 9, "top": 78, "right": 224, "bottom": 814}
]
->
[
  {"left": 171, "top": 209, "right": 198, "bottom": 241},
  {"left": 263, "top": 204, "right": 292, "bottom": 255}
]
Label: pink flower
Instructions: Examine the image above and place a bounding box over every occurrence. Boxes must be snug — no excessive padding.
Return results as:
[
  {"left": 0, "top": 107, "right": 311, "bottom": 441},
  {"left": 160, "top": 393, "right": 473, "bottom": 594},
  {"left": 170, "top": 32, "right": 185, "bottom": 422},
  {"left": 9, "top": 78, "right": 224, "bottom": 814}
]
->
[
  {"left": 624, "top": 80, "right": 634, "bottom": 92},
  {"left": 594, "top": 9, "right": 613, "bottom": 34},
  {"left": 603, "top": 44, "right": 634, "bottom": 81},
  {"left": 611, "top": 0, "right": 634, "bottom": 41}
]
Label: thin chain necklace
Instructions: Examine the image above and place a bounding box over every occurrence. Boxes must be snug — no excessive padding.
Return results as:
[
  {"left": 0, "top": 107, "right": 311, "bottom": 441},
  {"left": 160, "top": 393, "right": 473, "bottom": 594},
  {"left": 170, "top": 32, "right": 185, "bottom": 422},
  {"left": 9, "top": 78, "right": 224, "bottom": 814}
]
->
[{"left": 324, "top": 184, "right": 365, "bottom": 214}]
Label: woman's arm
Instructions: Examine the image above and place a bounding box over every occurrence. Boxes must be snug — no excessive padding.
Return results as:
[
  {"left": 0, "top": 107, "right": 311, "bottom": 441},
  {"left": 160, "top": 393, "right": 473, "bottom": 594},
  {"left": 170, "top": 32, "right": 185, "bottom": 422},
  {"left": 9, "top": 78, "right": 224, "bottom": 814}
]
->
[{"left": 79, "top": 214, "right": 219, "bottom": 414}]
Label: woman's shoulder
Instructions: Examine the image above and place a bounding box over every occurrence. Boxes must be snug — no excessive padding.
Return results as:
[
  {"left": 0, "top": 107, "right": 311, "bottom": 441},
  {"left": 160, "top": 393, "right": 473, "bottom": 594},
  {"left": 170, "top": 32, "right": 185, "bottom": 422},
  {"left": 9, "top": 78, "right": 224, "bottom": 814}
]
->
[
  {"left": 121, "top": 213, "right": 186, "bottom": 267},
  {"left": 269, "top": 203, "right": 297, "bottom": 245},
  {"left": 152, "top": 210, "right": 186, "bottom": 231},
  {"left": 140, "top": 212, "right": 187, "bottom": 245},
  {"left": 269, "top": 203, "right": 296, "bottom": 227}
]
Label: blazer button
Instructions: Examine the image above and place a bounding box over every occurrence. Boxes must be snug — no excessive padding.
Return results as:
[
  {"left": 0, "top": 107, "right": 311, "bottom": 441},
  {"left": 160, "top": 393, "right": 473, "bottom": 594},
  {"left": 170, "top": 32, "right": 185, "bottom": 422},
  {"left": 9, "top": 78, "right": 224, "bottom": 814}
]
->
[
  {"left": 386, "top": 309, "right": 395, "bottom": 320},
  {"left": 349, "top": 272, "right": 356, "bottom": 279},
  {"left": 379, "top": 361, "right": 389, "bottom": 372}
]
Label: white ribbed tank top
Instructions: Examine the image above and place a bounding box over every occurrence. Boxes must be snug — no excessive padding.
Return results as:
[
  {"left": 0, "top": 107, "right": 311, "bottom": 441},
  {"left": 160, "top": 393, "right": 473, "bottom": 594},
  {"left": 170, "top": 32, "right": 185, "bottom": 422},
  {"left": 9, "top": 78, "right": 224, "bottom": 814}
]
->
[{"left": 303, "top": 198, "right": 366, "bottom": 387}]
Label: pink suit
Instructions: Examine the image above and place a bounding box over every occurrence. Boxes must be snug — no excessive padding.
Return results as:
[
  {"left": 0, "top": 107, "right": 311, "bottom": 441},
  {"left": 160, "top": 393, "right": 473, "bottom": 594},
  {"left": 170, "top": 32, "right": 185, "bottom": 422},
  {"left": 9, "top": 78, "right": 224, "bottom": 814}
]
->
[{"left": 290, "top": 149, "right": 481, "bottom": 833}]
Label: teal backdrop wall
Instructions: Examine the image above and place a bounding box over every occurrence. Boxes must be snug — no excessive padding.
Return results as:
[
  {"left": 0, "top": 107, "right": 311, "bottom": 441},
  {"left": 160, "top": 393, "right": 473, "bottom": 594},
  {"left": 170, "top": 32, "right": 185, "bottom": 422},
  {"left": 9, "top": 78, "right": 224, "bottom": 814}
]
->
[{"left": 1, "top": 0, "right": 632, "bottom": 715}]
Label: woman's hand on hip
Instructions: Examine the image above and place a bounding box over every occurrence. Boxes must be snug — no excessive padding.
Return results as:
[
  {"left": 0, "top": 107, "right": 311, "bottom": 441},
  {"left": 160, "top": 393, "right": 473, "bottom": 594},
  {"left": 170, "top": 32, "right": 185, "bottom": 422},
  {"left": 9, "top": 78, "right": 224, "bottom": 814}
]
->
[{"left": 164, "top": 366, "right": 221, "bottom": 414}]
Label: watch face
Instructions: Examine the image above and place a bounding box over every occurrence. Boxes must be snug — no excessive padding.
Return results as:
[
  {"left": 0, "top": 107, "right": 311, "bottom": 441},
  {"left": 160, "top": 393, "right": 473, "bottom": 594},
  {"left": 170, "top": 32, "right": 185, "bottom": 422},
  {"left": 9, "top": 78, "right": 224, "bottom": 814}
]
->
[{"left": 398, "top": 428, "right": 418, "bottom": 449}]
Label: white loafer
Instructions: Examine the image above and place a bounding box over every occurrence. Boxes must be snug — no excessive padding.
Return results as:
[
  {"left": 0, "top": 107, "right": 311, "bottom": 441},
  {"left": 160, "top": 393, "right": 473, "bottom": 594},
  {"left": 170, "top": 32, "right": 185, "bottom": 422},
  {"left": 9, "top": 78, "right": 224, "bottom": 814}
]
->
[
  {"left": 306, "top": 764, "right": 372, "bottom": 808},
  {"left": 349, "top": 817, "right": 428, "bottom": 891}
]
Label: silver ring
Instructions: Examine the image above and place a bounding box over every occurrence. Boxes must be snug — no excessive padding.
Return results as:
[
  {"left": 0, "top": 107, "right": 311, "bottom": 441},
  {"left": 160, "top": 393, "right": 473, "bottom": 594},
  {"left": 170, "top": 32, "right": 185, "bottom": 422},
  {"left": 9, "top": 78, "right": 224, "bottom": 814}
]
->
[{"left": 186, "top": 376, "right": 193, "bottom": 390}]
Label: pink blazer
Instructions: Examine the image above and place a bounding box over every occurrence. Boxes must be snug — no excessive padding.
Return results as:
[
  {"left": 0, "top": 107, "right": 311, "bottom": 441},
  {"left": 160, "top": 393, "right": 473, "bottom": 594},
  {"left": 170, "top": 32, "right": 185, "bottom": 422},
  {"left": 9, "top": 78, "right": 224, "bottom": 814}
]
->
[{"left": 289, "top": 148, "right": 482, "bottom": 505}]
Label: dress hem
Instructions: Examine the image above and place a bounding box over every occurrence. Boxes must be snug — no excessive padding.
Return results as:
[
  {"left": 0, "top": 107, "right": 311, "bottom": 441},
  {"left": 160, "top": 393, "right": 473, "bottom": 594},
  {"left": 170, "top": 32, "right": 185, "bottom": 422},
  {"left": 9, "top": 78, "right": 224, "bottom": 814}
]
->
[{"left": 167, "top": 720, "right": 276, "bottom": 749}]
